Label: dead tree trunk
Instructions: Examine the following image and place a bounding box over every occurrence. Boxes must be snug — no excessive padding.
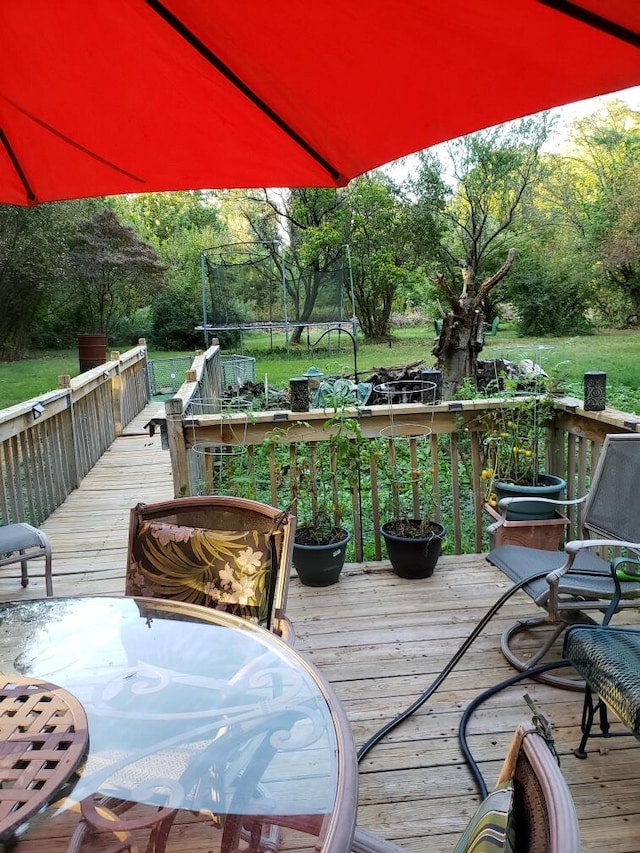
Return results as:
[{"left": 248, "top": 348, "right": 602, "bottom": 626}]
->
[
  {"left": 434, "top": 249, "right": 516, "bottom": 399},
  {"left": 433, "top": 306, "right": 485, "bottom": 399}
]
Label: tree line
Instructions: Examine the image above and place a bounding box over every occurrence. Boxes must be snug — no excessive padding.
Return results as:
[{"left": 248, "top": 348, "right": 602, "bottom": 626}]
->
[{"left": 1, "top": 101, "right": 638, "bottom": 394}]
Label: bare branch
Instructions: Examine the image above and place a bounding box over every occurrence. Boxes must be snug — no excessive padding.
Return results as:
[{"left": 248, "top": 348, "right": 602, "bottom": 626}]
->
[
  {"left": 434, "top": 273, "right": 460, "bottom": 309},
  {"left": 473, "top": 248, "right": 516, "bottom": 306}
]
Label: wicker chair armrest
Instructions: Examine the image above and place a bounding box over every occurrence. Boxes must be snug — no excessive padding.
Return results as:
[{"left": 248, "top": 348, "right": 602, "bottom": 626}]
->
[{"left": 516, "top": 723, "right": 581, "bottom": 852}]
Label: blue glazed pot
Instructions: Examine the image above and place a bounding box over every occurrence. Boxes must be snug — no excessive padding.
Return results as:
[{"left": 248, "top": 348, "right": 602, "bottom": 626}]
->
[{"left": 494, "top": 474, "right": 566, "bottom": 521}]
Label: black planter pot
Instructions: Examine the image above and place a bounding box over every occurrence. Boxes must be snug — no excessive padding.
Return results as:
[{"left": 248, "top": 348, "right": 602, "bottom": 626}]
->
[
  {"left": 494, "top": 474, "right": 566, "bottom": 521},
  {"left": 380, "top": 520, "right": 446, "bottom": 579},
  {"left": 293, "top": 530, "right": 351, "bottom": 587}
]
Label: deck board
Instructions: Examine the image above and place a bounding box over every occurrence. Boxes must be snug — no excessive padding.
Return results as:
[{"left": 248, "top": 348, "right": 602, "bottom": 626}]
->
[{"left": 2, "top": 402, "right": 638, "bottom": 851}]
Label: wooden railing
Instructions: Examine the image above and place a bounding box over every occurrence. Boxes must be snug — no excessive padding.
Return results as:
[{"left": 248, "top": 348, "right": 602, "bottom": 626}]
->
[
  {"left": 163, "top": 344, "right": 224, "bottom": 496},
  {"left": 164, "top": 391, "right": 640, "bottom": 560},
  {"left": 0, "top": 343, "right": 150, "bottom": 527}
]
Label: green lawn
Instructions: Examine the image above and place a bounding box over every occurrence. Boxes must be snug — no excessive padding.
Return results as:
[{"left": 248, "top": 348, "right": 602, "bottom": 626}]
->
[
  {"left": 239, "top": 326, "right": 640, "bottom": 409},
  {"left": 1, "top": 328, "right": 639, "bottom": 411},
  {"left": 0, "top": 348, "right": 186, "bottom": 409}
]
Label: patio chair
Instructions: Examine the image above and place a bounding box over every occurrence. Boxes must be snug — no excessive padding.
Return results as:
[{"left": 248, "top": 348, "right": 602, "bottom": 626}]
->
[
  {"left": 564, "top": 624, "right": 640, "bottom": 759},
  {"left": 486, "top": 432, "right": 640, "bottom": 689},
  {"left": 563, "top": 554, "right": 640, "bottom": 757},
  {"left": 0, "top": 522, "right": 53, "bottom": 597},
  {"left": 349, "top": 719, "right": 580, "bottom": 853},
  {"left": 126, "top": 495, "right": 296, "bottom": 642},
  {"left": 71, "top": 497, "right": 296, "bottom": 852},
  {"left": 483, "top": 316, "right": 500, "bottom": 336}
]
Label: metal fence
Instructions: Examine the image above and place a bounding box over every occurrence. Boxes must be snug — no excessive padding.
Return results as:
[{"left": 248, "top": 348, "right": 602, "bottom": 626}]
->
[
  {"left": 221, "top": 355, "right": 256, "bottom": 389},
  {"left": 148, "top": 357, "right": 193, "bottom": 395}
]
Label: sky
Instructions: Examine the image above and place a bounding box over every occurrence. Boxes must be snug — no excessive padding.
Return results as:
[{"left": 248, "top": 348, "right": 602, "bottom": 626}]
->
[
  {"left": 382, "top": 85, "right": 640, "bottom": 182},
  {"left": 544, "top": 84, "right": 640, "bottom": 149}
]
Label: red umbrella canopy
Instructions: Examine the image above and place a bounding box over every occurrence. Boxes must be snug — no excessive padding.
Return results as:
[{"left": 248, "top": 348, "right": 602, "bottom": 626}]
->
[{"left": 1, "top": 0, "right": 639, "bottom": 205}]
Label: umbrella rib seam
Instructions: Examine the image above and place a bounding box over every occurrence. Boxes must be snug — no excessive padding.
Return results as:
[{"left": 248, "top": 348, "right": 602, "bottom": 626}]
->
[
  {"left": 538, "top": 0, "right": 640, "bottom": 47},
  {"left": 144, "top": 0, "right": 344, "bottom": 183},
  {"left": 0, "top": 125, "right": 36, "bottom": 202}
]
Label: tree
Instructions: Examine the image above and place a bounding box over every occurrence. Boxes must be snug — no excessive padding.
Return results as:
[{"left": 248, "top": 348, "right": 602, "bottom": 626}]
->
[
  {"left": 552, "top": 103, "right": 640, "bottom": 326},
  {"left": 346, "top": 174, "right": 434, "bottom": 341},
  {"left": 410, "top": 115, "right": 552, "bottom": 397},
  {"left": 115, "top": 191, "right": 247, "bottom": 347},
  {"left": 244, "top": 189, "right": 349, "bottom": 344},
  {"left": 504, "top": 172, "right": 594, "bottom": 337},
  {"left": 0, "top": 201, "right": 95, "bottom": 358},
  {"left": 69, "top": 209, "right": 167, "bottom": 335}
]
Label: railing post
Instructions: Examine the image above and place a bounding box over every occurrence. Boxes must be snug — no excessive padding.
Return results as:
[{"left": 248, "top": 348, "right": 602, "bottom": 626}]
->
[
  {"left": 138, "top": 338, "right": 152, "bottom": 403},
  {"left": 110, "top": 351, "right": 122, "bottom": 435},
  {"left": 58, "top": 375, "right": 81, "bottom": 489},
  {"left": 165, "top": 398, "right": 190, "bottom": 498}
]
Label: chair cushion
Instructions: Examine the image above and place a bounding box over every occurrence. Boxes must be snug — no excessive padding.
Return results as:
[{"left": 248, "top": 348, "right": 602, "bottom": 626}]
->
[
  {"left": 486, "top": 545, "right": 625, "bottom": 605},
  {"left": 127, "top": 521, "right": 273, "bottom": 624},
  {"left": 452, "top": 782, "right": 515, "bottom": 853},
  {"left": 0, "top": 523, "right": 46, "bottom": 555}
]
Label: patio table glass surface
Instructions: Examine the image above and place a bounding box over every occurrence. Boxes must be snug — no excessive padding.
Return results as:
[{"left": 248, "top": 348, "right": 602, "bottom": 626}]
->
[{"left": 0, "top": 596, "right": 357, "bottom": 852}]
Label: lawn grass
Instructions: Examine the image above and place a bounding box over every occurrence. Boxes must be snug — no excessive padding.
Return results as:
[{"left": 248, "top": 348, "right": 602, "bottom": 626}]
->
[
  {"left": 0, "top": 348, "right": 186, "bottom": 409},
  {"left": 1, "top": 328, "right": 639, "bottom": 411},
  {"left": 240, "top": 326, "right": 640, "bottom": 408}
]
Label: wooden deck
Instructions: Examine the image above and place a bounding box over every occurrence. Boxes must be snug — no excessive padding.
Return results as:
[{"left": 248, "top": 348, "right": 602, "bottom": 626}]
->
[{"left": 4, "top": 404, "right": 640, "bottom": 852}]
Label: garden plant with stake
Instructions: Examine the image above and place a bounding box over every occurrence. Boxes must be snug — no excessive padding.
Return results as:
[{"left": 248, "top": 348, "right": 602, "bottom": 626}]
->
[
  {"left": 475, "top": 366, "right": 565, "bottom": 521},
  {"left": 371, "top": 376, "right": 447, "bottom": 578},
  {"left": 378, "top": 429, "right": 446, "bottom": 578},
  {"left": 263, "top": 403, "right": 364, "bottom": 586}
]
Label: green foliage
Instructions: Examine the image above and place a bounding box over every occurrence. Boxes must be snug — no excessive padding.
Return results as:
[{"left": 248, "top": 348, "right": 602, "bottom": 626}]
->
[
  {"left": 373, "top": 430, "right": 437, "bottom": 531},
  {"left": 412, "top": 115, "right": 553, "bottom": 291},
  {"left": 409, "top": 115, "right": 553, "bottom": 394},
  {"left": 542, "top": 102, "right": 640, "bottom": 328},
  {"left": 0, "top": 200, "right": 97, "bottom": 358},
  {"left": 69, "top": 208, "right": 167, "bottom": 335},
  {"left": 243, "top": 188, "right": 349, "bottom": 343},
  {"left": 481, "top": 393, "right": 556, "bottom": 496},
  {"left": 150, "top": 284, "right": 204, "bottom": 350},
  {"left": 511, "top": 271, "right": 592, "bottom": 336},
  {"left": 113, "top": 306, "right": 154, "bottom": 347},
  {"left": 115, "top": 191, "right": 224, "bottom": 248},
  {"left": 346, "top": 174, "right": 432, "bottom": 340}
]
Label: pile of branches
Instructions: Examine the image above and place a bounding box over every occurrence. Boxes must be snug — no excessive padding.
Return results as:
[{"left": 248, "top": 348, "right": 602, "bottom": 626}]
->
[{"left": 364, "top": 361, "right": 429, "bottom": 405}]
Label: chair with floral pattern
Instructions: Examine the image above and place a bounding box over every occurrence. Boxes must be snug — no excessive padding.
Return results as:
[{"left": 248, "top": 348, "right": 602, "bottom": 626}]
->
[
  {"left": 126, "top": 495, "right": 296, "bottom": 642},
  {"left": 70, "top": 497, "right": 297, "bottom": 853}
]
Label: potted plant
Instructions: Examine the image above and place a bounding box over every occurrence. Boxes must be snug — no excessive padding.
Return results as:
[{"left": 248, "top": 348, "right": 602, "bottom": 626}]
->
[
  {"left": 472, "top": 356, "right": 566, "bottom": 538},
  {"left": 378, "top": 425, "right": 446, "bottom": 579},
  {"left": 289, "top": 407, "right": 362, "bottom": 586},
  {"left": 481, "top": 378, "right": 566, "bottom": 522}
]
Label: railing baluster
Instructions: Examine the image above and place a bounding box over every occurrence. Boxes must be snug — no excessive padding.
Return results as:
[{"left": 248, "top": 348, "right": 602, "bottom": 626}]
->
[
  {"left": 470, "top": 430, "right": 484, "bottom": 553},
  {"left": 450, "top": 433, "right": 461, "bottom": 553},
  {"left": 370, "top": 449, "right": 382, "bottom": 560}
]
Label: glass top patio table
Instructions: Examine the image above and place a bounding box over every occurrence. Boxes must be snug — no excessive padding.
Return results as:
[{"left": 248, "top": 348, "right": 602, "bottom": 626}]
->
[{"left": 0, "top": 596, "right": 358, "bottom": 853}]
